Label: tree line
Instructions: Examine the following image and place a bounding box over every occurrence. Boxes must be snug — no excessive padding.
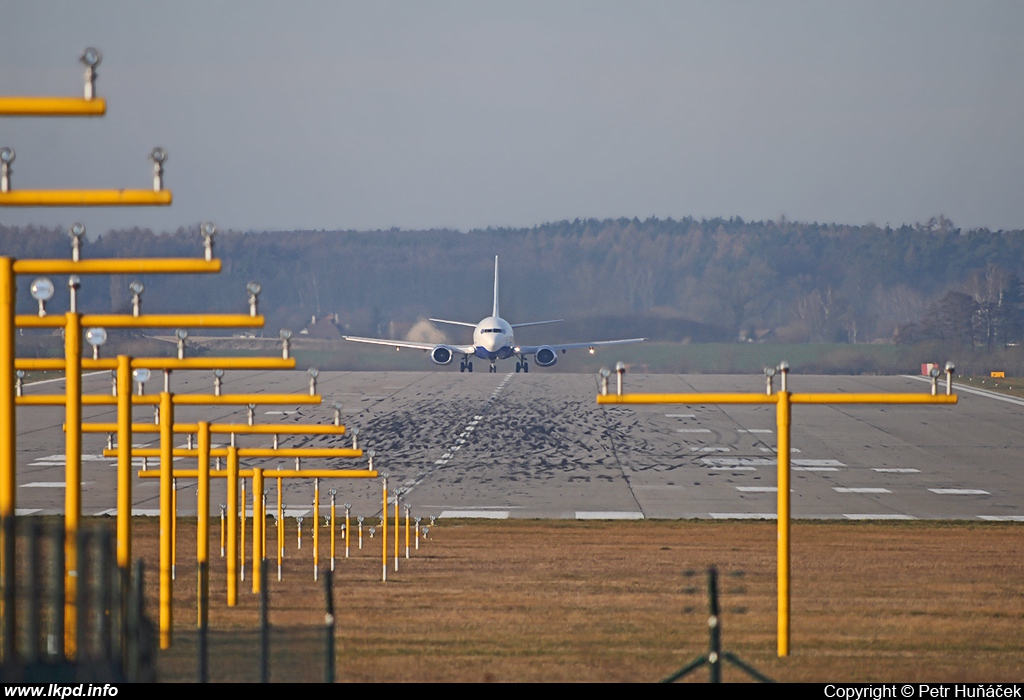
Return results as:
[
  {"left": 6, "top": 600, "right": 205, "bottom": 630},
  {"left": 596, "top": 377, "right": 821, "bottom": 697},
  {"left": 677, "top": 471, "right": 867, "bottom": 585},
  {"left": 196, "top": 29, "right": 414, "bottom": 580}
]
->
[{"left": 2, "top": 216, "right": 1023, "bottom": 347}]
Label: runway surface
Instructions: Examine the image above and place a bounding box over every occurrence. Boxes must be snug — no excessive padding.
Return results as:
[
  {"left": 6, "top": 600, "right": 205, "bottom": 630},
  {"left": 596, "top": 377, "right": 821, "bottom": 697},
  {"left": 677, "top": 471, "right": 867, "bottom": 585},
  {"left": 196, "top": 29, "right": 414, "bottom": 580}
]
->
[{"left": 13, "top": 370, "right": 1024, "bottom": 522}]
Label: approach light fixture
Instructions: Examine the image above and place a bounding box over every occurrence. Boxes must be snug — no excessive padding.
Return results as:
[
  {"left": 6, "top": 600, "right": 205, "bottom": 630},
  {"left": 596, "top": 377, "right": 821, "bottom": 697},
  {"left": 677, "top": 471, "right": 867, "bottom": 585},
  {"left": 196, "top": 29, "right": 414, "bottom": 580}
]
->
[
  {"left": 69, "top": 223, "right": 86, "bottom": 261},
  {"left": 85, "top": 327, "right": 107, "bottom": 360},
  {"left": 200, "top": 222, "right": 216, "bottom": 261},
  {"left": 30, "top": 277, "right": 54, "bottom": 317},
  {"left": 246, "top": 282, "right": 261, "bottom": 317},
  {"left": 149, "top": 147, "right": 167, "bottom": 191},
  {"left": 129, "top": 281, "right": 144, "bottom": 317}
]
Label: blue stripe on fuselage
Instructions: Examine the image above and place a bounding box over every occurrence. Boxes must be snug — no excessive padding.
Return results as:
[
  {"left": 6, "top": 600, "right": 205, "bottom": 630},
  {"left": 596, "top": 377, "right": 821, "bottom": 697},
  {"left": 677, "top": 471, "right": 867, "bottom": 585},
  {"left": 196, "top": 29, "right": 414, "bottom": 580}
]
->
[{"left": 475, "top": 346, "right": 515, "bottom": 360}]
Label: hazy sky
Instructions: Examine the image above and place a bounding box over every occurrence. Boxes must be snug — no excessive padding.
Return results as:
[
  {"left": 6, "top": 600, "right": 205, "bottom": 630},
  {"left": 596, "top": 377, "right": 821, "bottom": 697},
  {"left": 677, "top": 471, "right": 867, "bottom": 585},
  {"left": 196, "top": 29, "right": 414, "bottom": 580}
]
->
[{"left": 2, "top": 1, "right": 1023, "bottom": 234}]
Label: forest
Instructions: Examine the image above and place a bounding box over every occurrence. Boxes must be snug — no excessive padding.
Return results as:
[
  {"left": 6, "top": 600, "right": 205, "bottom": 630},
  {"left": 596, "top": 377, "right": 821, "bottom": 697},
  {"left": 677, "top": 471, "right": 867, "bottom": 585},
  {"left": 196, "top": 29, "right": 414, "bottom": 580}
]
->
[{"left": 2, "top": 215, "right": 1022, "bottom": 354}]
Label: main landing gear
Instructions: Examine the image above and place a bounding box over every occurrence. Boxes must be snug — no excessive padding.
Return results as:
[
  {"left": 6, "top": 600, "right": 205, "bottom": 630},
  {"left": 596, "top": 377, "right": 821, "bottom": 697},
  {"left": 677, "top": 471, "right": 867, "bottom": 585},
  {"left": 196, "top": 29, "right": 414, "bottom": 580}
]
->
[
  {"left": 515, "top": 359, "right": 529, "bottom": 373},
  {"left": 459, "top": 359, "right": 474, "bottom": 373}
]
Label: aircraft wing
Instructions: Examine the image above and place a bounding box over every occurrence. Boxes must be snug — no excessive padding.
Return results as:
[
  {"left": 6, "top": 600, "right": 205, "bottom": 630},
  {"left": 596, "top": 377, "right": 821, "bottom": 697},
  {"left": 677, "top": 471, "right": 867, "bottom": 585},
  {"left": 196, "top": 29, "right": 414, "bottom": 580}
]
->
[
  {"left": 342, "top": 335, "right": 476, "bottom": 354},
  {"left": 517, "top": 337, "right": 648, "bottom": 354}
]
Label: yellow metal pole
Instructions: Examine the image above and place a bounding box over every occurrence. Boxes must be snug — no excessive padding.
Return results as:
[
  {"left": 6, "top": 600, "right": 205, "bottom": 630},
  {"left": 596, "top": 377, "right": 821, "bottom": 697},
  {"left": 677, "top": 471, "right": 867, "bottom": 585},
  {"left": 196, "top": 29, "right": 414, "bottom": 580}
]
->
[
  {"left": 382, "top": 476, "right": 388, "bottom": 583},
  {"left": 0, "top": 96, "right": 107, "bottom": 116},
  {"left": 0, "top": 258, "right": 14, "bottom": 661},
  {"left": 116, "top": 356, "right": 132, "bottom": 568},
  {"left": 330, "top": 490, "right": 336, "bottom": 572},
  {"left": 226, "top": 447, "right": 239, "bottom": 606},
  {"left": 252, "top": 468, "right": 264, "bottom": 594},
  {"left": 158, "top": 392, "right": 174, "bottom": 649},
  {"left": 0, "top": 189, "right": 172, "bottom": 207},
  {"left": 197, "top": 422, "right": 210, "bottom": 628},
  {"left": 240, "top": 478, "right": 246, "bottom": 584},
  {"left": 277, "top": 477, "right": 283, "bottom": 581},
  {"left": 313, "top": 478, "right": 320, "bottom": 581},
  {"left": 172, "top": 477, "right": 178, "bottom": 581},
  {"left": 64, "top": 312, "right": 82, "bottom": 657},
  {"left": 777, "top": 390, "right": 791, "bottom": 658}
]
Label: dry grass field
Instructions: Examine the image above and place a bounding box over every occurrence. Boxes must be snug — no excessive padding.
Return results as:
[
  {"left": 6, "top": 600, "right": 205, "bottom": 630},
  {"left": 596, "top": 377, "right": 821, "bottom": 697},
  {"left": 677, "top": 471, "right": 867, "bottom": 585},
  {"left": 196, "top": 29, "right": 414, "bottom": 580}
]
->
[{"left": 130, "top": 517, "right": 1024, "bottom": 682}]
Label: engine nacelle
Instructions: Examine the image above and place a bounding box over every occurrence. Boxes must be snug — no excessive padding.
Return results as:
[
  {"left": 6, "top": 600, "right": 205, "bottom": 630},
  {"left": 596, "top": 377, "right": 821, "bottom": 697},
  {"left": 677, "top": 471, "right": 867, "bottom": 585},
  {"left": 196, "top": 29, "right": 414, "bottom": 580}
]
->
[
  {"left": 430, "top": 345, "right": 455, "bottom": 365},
  {"left": 534, "top": 346, "right": 557, "bottom": 367}
]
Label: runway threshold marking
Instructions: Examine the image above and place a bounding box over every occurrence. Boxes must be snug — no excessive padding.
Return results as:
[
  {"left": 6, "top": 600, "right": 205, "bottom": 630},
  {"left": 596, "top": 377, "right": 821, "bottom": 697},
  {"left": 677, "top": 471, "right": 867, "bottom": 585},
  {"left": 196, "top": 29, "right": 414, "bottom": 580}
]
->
[
  {"left": 22, "top": 482, "right": 93, "bottom": 488},
  {"left": 575, "top": 511, "right": 644, "bottom": 520},
  {"left": 843, "top": 514, "right": 914, "bottom": 520},
  {"left": 439, "top": 510, "right": 510, "bottom": 519},
  {"left": 834, "top": 487, "right": 891, "bottom": 494},
  {"left": 929, "top": 488, "right": 990, "bottom": 495},
  {"left": 709, "top": 512, "right": 776, "bottom": 520}
]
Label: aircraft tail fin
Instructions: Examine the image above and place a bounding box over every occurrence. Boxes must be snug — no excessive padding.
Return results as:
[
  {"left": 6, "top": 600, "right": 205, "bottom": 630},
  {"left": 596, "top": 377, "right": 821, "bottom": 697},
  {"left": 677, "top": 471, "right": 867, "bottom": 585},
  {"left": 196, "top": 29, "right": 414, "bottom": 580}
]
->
[{"left": 492, "top": 255, "right": 500, "bottom": 319}]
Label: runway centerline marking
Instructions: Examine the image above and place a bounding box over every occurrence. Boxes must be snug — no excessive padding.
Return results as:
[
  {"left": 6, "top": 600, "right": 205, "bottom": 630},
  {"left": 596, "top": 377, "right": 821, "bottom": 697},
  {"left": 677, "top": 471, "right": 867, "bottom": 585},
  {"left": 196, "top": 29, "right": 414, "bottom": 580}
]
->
[
  {"left": 834, "top": 487, "right": 891, "bottom": 494},
  {"left": 929, "top": 488, "right": 989, "bottom": 495}
]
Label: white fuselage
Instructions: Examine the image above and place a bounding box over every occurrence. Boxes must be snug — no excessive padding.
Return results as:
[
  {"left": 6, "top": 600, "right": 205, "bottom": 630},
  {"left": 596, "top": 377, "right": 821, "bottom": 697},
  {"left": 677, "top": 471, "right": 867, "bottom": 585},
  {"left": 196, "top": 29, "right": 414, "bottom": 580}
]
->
[{"left": 472, "top": 316, "right": 515, "bottom": 359}]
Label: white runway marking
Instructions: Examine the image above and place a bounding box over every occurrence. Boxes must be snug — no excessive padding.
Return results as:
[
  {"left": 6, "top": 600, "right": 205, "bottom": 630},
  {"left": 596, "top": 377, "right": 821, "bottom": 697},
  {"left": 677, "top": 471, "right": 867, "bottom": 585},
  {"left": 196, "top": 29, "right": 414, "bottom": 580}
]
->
[
  {"left": 738, "top": 429, "right": 773, "bottom": 434},
  {"left": 666, "top": 413, "right": 696, "bottom": 418},
  {"left": 709, "top": 512, "right": 776, "bottom": 520},
  {"left": 15, "top": 509, "right": 41, "bottom": 516},
  {"left": 793, "top": 466, "right": 838, "bottom": 472},
  {"left": 834, "top": 487, "right": 891, "bottom": 494},
  {"left": 873, "top": 468, "right": 920, "bottom": 473},
  {"left": 905, "top": 375, "right": 1024, "bottom": 407},
  {"left": 929, "top": 489, "right": 989, "bottom": 495},
  {"left": 677, "top": 429, "right": 711, "bottom": 433},
  {"left": 575, "top": 511, "right": 644, "bottom": 520},
  {"left": 440, "top": 510, "right": 510, "bottom": 519},
  {"left": 702, "top": 457, "right": 773, "bottom": 466},
  {"left": 978, "top": 515, "right": 1024, "bottom": 521},
  {"left": 690, "top": 446, "right": 730, "bottom": 452},
  {"left": 843, "top": 513, "right": 914, "bottom": 520},
  {"left": 21, "top": 482, "right": 76, "bottom": 488},
  {"left": 707, "top": 465, "right": 757, "bottom": 471},
  {"left": 95, "top": 508, "right": 161, "bottom": 517},
  {"left": 759, "top": 447, "right": 800, "bottom": 453},
  {"left": 736, "top": 486, "right": 778, "bottom": 492},
  {"left": 264, "top": 411, "right": 298, "bottom": 415},
  {"left": 794, "top": 459, "right": 845, "bottom": 467}
]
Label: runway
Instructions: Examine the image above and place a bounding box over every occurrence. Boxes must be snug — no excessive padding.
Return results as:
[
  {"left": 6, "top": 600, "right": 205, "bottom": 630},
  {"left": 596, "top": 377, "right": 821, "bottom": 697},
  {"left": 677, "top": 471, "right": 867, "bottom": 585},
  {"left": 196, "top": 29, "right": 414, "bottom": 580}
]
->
[{"left": 13, "top": 370, "right": 1024, "bottom": 522}]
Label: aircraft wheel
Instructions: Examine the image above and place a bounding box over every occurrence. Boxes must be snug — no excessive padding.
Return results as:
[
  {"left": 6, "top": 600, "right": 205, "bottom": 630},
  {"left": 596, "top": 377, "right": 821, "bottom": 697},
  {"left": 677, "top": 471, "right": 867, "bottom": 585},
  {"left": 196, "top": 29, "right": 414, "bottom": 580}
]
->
[
  {"left": 468, "top": 362, "right": 473, "bottom": 372},
  {"left": 459, "top": 362, "right": 465, "bottom": 373},
  {"left": 515, "top": 362, "right": 521, "bottom": 373},
  {"left": 523, "top": 361, "right": 529, "bottom": 373}
]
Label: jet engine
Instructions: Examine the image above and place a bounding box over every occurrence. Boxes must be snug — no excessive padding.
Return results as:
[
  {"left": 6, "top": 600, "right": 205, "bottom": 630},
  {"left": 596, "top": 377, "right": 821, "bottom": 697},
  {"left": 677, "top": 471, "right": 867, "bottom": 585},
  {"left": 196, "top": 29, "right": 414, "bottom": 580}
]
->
[
  {"left": 430, "top": 345, "right": 455, "bottom": 365},
  {"left": 534, "top": 346, "right": 557, "bottom": 367}
]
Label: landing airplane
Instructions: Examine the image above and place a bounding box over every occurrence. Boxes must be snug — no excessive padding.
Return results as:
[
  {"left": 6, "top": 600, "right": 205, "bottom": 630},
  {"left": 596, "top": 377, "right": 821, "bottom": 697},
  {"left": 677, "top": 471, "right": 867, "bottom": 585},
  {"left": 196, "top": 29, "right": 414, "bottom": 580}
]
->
[{"left": 342, "top": 256, "right": 647, "bottom": 373}]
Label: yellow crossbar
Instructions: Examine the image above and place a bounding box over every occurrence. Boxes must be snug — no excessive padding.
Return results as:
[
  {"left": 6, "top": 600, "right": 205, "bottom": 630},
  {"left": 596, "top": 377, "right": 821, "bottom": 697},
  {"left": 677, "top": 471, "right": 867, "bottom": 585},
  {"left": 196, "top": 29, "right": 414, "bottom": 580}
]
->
[
  {"left": 0, "top": 96, "right": 106, "bottom": 116},
  {"left": 0, "top": 190, "right": 171, "bottom": 207}
]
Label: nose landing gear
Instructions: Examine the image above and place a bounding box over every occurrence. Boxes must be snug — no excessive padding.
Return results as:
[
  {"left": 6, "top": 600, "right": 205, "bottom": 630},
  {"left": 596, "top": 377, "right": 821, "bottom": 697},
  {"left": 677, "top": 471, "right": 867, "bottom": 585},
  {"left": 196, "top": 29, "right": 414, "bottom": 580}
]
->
[{"left": 489, "top": 362, "right": 497, "bottom": 373}]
